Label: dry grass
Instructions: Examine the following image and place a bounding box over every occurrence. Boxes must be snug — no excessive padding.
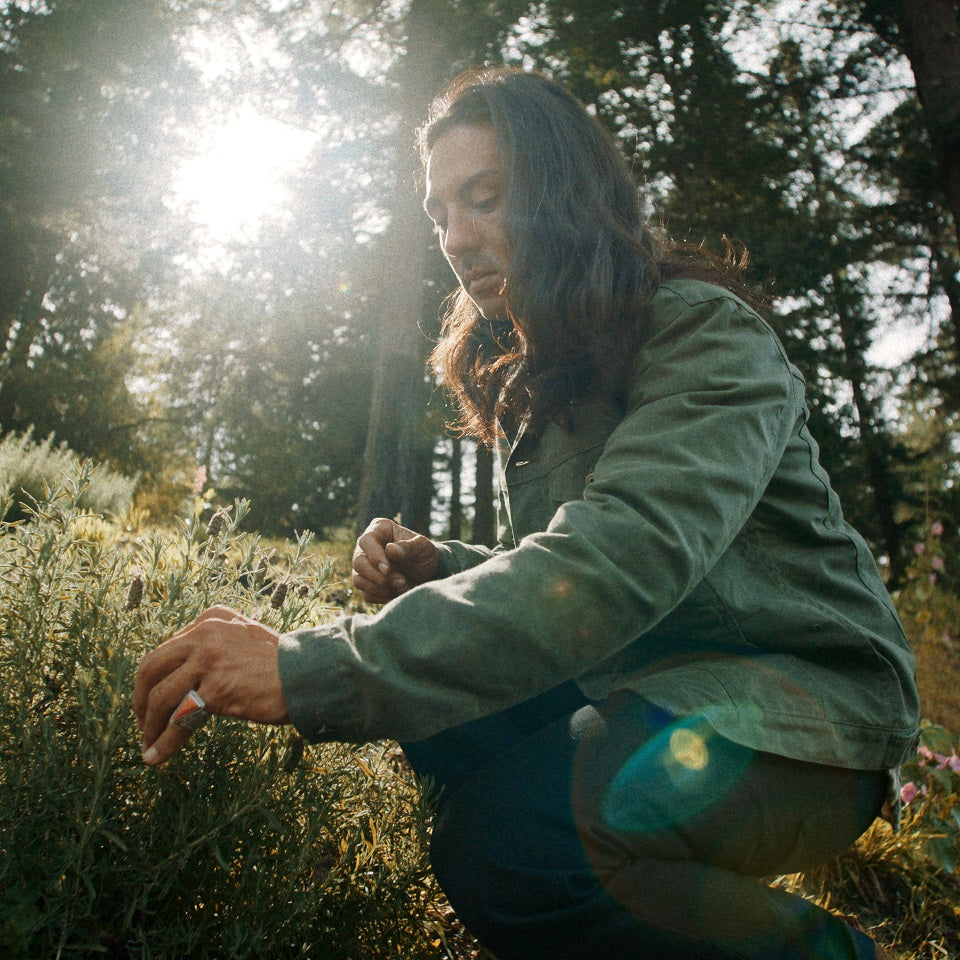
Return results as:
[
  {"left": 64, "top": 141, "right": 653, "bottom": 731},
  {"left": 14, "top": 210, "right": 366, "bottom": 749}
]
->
[{"left": 914, "top": 632, "right": 960, "bottom": 731}]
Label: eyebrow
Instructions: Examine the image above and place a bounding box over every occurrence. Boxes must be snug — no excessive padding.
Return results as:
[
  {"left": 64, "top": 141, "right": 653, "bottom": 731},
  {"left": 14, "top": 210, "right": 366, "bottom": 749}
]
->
[{"left": 423, "top": 168, "right": 501, "bottom": 217}]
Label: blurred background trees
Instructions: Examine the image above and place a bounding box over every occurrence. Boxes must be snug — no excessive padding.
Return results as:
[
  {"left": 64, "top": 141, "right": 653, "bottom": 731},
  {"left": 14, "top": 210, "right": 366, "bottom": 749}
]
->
[{"left": 1, "top": 0, "right": 957, "bottom": 585}]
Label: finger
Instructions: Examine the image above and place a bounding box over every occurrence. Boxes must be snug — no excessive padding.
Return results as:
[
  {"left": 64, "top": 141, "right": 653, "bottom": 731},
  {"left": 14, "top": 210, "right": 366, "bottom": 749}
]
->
[
  {"left": 353, "top": 553, "right": 408, "bottom": 591},
  {"left": 133, "top": 614, "right": 219, "bottom": 728},
  {"left": 132, "top": 642, "right": 191, "bottom": 729},
  {"left": 350, "top": 570, "right": 395, "bottom": 604},
  {"left": 384, "top": 540, "right": 409, "bottom": 565},
  {"left": 142, "top": 722, "right": 192, "bottom": 766},
  {"left": 168, "top": 605, "right": 253, "bottom": 642},
  {"left": 385, "top": 536, "right": 438, "bottom": 582},
  {"left": 140, "top": 667, "right": 201, "bottom": 760},
  {"left": 195, "top": 604, "right": 242, "bottom": 622},
  {"left": 141, "top": 692, "right": 197, "bottom": 766},
  {"left": 352, "top": 549, "right": 388, "bottom": 585},
  {"left": 356, "top": 538, "right": 392, "bottom": 577}
]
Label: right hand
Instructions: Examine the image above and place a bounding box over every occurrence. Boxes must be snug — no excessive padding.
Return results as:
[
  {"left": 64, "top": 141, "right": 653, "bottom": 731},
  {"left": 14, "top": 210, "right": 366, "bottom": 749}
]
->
[
  {"left": 351, "top": 517, "right": 439, "bottom": 604},
  {"left": 133, "top": 606, "right": 289, "bottom": 767}
]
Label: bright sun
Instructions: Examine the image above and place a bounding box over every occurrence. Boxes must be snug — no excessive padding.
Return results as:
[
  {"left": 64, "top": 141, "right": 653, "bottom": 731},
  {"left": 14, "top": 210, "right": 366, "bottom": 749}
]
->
[{"left": 171, "top": 104, "right": 315, "bottom": 242}]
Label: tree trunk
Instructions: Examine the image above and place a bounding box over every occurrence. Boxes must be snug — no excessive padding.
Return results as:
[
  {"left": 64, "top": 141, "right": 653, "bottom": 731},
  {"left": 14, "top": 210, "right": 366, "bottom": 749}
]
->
[
  {"left": 835, "top": 292, "right": 905, "bottom": 581},
  {"left": 894, "top": 0, "right": 960, "bottom": 251},
  {"left": 0, "top": 279, "right": 48, "bottom": 432},
  {"left": 409, "top": 428, "right": 435, "bottom": 534},
  {"left": 447, "top": 436, "right": 462, "bottom": 540},
  {"left": 931, "top": 247, "right": 960, "bottom": 411},
  {"left": 354, "top": 0, "right": 446, "bottom": 533}
]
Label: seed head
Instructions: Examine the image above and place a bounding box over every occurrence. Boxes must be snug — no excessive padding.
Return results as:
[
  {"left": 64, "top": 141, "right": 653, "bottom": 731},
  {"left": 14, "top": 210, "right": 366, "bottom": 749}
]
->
[
  {"left": 206, "top": 507, "right": 231, "bottom": 539},
  {"left": 126, "top": 570, "right": 145, "bottom": 610},
  {"left": 270, "top": 580, "right": 289, "bottom": 608}
]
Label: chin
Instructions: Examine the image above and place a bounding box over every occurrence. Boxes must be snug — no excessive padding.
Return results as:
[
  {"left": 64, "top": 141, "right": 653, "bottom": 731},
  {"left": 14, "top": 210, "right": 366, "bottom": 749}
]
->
[{"left": 475, "top": 299, "right": 508, "bottom": 322}]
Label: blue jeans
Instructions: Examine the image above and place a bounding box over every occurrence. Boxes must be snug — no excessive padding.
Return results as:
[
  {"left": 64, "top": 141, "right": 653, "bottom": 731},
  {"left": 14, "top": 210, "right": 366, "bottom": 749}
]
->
[{"left": 402, "top": 683, "right": 885, "bottom": 960}]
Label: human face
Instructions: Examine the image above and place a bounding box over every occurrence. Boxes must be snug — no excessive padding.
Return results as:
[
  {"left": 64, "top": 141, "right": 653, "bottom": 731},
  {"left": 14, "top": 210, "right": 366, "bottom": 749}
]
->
[{"left": 424, "top": 123, "right": 510, "bottom": 320}]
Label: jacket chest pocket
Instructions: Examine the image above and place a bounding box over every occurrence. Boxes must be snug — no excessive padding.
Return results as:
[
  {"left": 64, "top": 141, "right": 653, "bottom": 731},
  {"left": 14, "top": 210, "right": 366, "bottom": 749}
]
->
[
  {"left": 505, "top": 410, "right": 618, "bottom": 536},
  {"left": 546, "top": 445, "right": 605, "bottom": 505}
]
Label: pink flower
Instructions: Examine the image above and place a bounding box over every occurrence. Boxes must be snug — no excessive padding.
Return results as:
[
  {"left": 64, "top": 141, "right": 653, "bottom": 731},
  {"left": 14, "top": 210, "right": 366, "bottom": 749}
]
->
[
  {"left": 949, "top": 755, "right": 960, "bottom": 774},
  {"left": 930, "top": 521, "right": 944, "bottom": 537},
  {"left": 918, "top": 744, "right": 934, "bottom": 762},
  {"left": 900, "top": 781, "right": 919, "bottom": 804},
  {"left": 193, "top": 465, "right": 208, "bottom": 494},
  {"left": 914, "top": 542, "right": 926, "bottom": 555},
  {"left": 929, "top": 573, "right": 938, "bottom": 584},
  {"left": 931, "top": 555, "right": 944, "bottom": 571}
]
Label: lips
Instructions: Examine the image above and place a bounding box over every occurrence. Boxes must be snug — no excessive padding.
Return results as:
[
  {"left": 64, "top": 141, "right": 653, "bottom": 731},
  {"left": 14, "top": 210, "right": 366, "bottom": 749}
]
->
[{"left": 464, "top": 270, "right": 502, "bottom": 297}]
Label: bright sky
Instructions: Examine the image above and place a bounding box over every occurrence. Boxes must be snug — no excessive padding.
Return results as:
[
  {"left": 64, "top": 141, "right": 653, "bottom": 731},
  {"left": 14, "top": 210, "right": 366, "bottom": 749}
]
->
[
  {"left": 170, "top": 105, "right": 314, "bottom": 242},
  {"left": 164, "top": 13, "right": 323, "bottom": 256}
]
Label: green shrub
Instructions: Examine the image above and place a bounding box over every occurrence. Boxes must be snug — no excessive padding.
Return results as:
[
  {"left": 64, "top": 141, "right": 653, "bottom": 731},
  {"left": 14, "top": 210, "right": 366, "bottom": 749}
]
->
[
  {"left": 0, "top": 429, "right": 137, "bottom": 521},
  {"left": 0, "top": 473, "right": 446, "bottom": 959}
]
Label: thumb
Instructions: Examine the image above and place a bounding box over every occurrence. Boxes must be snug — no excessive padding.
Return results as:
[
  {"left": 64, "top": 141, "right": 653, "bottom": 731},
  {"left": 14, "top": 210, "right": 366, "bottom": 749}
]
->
[
  {"left": 403, "top": 533, "right": 434, "bottom": 557},
  {"left": 386, "top": 535, "right": 438, "bottom": 580}
]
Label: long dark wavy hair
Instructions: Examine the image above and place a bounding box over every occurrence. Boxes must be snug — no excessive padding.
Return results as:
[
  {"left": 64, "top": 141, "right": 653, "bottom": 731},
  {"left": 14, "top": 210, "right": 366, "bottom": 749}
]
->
[{"left": 420, "top": 67, "right": 754, "bottom": 445}]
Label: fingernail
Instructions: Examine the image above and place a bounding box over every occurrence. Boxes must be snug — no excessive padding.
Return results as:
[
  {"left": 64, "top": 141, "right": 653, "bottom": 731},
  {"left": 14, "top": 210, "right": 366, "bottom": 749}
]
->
[
  {"left": 377, "top": 562, "right": 390, "bottom": 575},
  {"left": 142, "top": 746, "right": 158, "bottom": 765}
]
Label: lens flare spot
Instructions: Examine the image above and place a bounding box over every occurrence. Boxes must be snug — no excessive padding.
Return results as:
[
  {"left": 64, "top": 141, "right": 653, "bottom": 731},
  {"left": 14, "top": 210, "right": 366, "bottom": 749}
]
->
[
  {"left": 669, "top": 728, "right": 709, "bottom": 771},
  {"left": 551, "top": 578, "right": 572, "bottom": 599}
]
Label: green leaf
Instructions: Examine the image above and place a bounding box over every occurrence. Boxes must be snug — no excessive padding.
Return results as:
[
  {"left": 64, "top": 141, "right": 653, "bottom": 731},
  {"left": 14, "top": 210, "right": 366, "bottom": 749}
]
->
[{"left": 923, "top": 836, "right": 958, "bottom": 874}]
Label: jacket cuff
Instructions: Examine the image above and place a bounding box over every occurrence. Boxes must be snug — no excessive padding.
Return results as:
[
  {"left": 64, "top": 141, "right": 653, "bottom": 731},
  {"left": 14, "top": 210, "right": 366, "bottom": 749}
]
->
[
  {"left": 277, "top": 626, "right": 352, "bottom": 743},
  {"left": 434, "top": 539, "right": 496, "bottom": 577}
]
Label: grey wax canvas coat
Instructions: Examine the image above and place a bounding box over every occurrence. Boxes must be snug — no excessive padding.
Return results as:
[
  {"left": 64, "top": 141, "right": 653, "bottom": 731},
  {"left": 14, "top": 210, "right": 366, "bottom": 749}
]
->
[{"left": 279, "top": 278, "right": 920, "bottom": 771}]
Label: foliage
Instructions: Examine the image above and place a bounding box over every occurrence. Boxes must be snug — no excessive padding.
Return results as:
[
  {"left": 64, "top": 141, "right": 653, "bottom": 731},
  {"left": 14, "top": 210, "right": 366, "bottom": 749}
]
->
[
  {"left": 894, "top": 518, "right": 959, "bottom": 649},
  {"left": 0, "top": 429, "right": 136, "bottom": 521},
  {"left": 0, "top": 0, "right": 197, "bottom": 477},
  {"left": 0, "top": 463, "right": 959, "bottom": 960},
  {"left": 0, "top": 473, "right": 449, "bottom": 959},
  {"left": 896, "top": 724, "right": 960, "bottom": 876},
  {"left": 892, "top": 516, "right": 960, "bottom": 738}
]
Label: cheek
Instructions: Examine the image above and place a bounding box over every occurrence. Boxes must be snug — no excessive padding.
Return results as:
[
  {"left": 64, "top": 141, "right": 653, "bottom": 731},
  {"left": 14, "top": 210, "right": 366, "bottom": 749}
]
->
[{"left": 488, "top": 224, "right": 511, "bottom": 263}]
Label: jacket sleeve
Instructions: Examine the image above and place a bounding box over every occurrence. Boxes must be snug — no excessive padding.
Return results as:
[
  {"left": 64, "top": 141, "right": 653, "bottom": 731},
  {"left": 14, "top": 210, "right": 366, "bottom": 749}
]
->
[
  {"left": 278, "top": 289, "right": 799, "bottom": 744},
  {"left": 434, "top": 540, "right": 497, "bottom": 577}
]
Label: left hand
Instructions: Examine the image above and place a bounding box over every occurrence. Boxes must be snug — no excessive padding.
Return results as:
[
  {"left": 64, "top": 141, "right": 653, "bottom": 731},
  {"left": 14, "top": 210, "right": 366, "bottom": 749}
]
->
[
  {"left": 351, "top": 517, "right": 439, "bottom": 603},
  {"left": 132, "top": 605, "right": 291, "bottom": 766}
]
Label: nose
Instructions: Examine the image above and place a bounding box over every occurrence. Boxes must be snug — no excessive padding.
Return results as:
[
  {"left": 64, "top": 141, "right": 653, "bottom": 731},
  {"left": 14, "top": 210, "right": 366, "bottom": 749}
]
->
[{"left": 441, "top": 208, "right": 479, "bottom": 261}]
